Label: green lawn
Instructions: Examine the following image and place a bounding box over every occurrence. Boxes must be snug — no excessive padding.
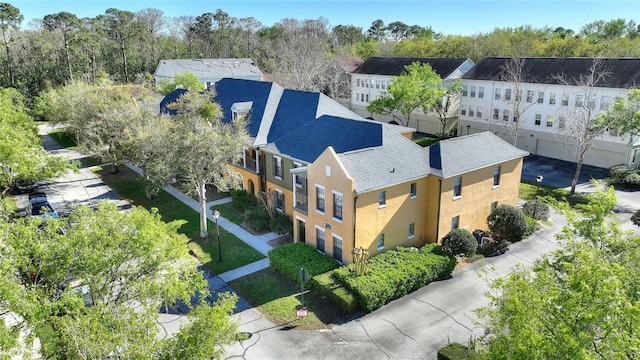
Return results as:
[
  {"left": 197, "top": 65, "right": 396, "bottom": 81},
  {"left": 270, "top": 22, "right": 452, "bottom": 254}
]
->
[
  {"left": 520, "top": 181, "right": 589, "bottom": 207},
  {"left": 414, "top": 136, "right": 439, "bottom": 147},
  {"left": 229, "top": 268, "right": 350, "bottom": 329},
  {"left": 211, "top": 202, "right": 243, "bottom": 225},
  {"left": 47, "top": 129, "right": 77, "bottom": 149},
  {"left": 94, "top": 165, "right": 264, "bottom": 274}
]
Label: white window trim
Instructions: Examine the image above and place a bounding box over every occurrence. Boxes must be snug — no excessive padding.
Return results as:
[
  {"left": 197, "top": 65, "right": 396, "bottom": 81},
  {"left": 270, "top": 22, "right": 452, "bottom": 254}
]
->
[
  {"left": 408, "top": 223, "right": 415, "bottom": 239},
  {"left": 275, "top": 189, "right": 284, "bottom": 212},
  {"left": 331, "top": 190, "right": 343, "bottom": 223},
  {"left": 332, "top": 233, "right": 343, "bottom": 262},
  {"left": 293, "top": 162, "right": 303, "bottom": 188},
  {"left": 377, "top": 234, "right": 385, "bottom": 250},
  {"left": 315, "top": 225, "right": 326, "bottom": 253},
  {"left": 315, "top": 184, "right": 325, "bottom": 215},
  {"left": 273, "top": 155, "right": 283, "bottom": 180}
]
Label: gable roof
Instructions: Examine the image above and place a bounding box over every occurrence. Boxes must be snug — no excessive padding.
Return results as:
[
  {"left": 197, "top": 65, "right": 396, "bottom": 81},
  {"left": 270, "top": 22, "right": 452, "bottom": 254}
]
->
[
  {"left": 426, "top": 132, "right": 529, "bottom": 178},
  {"left": 213, "top": 78, "right": 275, "bottom": 138},
  {"left": 462, "top": 57, "right": 640, "bottom": 89},
  {"left": 154, "top": 58, "right": 263, "bottom": 81},
  {"left": 353, "top": 57, "right": 471, "bottom": 78}
]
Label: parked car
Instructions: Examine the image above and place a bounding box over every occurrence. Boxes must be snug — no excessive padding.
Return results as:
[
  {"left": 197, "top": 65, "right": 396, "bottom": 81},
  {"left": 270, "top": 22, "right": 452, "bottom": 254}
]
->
[
  {"left": 9, "top": 180, "right": 39, "bottom": 195},
  {"left": 27, "top": 192, "right": 59, "bottom": 220}
]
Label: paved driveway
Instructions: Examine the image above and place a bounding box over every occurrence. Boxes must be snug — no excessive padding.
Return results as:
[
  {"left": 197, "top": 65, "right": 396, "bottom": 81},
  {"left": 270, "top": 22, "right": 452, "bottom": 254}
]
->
[{"left": 521, "top": 154, "right": 609, "bottom": 188}]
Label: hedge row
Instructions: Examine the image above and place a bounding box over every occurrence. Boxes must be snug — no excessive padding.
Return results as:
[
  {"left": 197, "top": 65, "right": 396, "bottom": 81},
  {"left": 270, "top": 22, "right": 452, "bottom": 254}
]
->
[
  {"left": 309, "top": 271, "right": 360, "bottom": 314},
  {"left": 332, "top": 244, "right": 456, "bottom": 313},
  {"left": 268, "top": 242, "right": 340, "bottom": 284}
]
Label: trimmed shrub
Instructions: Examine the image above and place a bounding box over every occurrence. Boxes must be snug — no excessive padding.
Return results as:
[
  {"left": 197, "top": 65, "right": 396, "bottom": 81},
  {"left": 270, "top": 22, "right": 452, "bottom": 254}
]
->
[
  {"left": 309, "top": 271, "right": 360, "bottom": 314},
  {"left": 608, "top": 164, "right": 640, "bottom": 188},
  {"left": 333, "top": 245, "right": 456, "bottom": 313},
  {"left": 437, "top": 343, "right": 478, "bottom": 360},
  {"left": 487, "top": 205, "right": 528, "bottom": 241},
  {"left": 230, "top": 189, "right": 256, "bottom": 212},
  {"left": 609, "top": 164, "right": 630, "bottom": 181},
  {"left": 244, "top": 206, "right": 270, "bottom": 232},
  {"left": 268, "top": 242, "right": 340, "bottom": 284},
  {"left": 269, "top": 212, "right": 293, "bottom": 236},
  {"left": 523, "top": 200, "right": 549, "bottom": 221},
  {"left": 477, "top": 239, "right": 509, "bottom": 257},
  {"left": 524, "top": 215, "right": 539, "bottom": 237},
  {"left": 441, "top": 228, "right": 477, "bottom": 257}
]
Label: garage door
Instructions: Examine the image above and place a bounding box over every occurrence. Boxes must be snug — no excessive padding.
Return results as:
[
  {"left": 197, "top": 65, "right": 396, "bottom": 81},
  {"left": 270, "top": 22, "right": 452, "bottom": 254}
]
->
[
  {"left": 536, "top": 139, "right": 575, "bottom": 162},
  {"left": 584, "top": 148, "right": 625, "bottom": 168}
]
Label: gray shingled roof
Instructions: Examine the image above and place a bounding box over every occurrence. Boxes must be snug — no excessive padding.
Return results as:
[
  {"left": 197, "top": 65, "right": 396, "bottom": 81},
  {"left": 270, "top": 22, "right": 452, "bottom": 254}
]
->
[
  {"left": 353, "top": 57, "right": 470, "bottom": 78},
  {"left": 154, "top": 58, "right": 263, "bottom": 81},
  {"left": 426, "top": 132, "right": 529, "bottom": 179},
  {"left": 338, "top": 124, "right": 431, "bottom": 194},
  {"left": 462, "top": 57, "right": 640, "bottom": 89}
]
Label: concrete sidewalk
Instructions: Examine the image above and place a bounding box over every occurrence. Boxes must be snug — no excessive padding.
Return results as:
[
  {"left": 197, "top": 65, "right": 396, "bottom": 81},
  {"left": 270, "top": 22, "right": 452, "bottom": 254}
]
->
[{"left": 124, "top": 163, "right": 278, "bottom": 281}]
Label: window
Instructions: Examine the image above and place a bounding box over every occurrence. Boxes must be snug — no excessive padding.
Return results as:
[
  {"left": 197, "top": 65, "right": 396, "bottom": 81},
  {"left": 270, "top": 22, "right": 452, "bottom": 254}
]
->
[
  {"left": 461, "top": 105, "right": 466, "bottom": 116},
  {"left": 546, "top": 115, "right": 554, "bottom": 127},
  {"left": 559, "top": 116, "right": 566, "bottom": 129},
  {"left": 275, "top": 190, "right": 284, "bottom": 211},
  {"left": 408, "top": 223, "right": 415, "bottom": 238},
  {"left": 451, "top": 216, "right": 459, "bottom": 230},
  {"left": 382, "top": 81, "right": 386, "bottom": 90},
  {"left": 503, "top": 109, "right": 510, "bottom": 122},
  {"left": 477, "top": 106, "right": 483, "bottom": 118},
  {"left": 515, "top": 89, "right": 522, "bottom": 102},
  {"left": 365, "top": 94, "right": 369, "bottom": 102},
  {"left": 453, "top": 177, "right": 462, "bottom": 198},
  {"left": 462, "top": 85, "right": 468, "bottom": 96},
  {"left": 333, "top": 235, "right": 342, "bottom": 262},
  {"left": 491, "top": 201, "right": 498, "bottom": 213},
  {"left": 365, "top": 79, "right": 369, "bottom": 88},
  {"left": 326, "top": 165, "right": 331, "bottom": 176},
  {"left": 535, "top": 113, "right": 542, "bottom": 126},
  {"left": 478, "top": 87, "right": 484, "bottom": 98},
  {"left": 549, "top": 93, "right": 556, "bottom": 105},
  {"left": 470, "top": 86, "right": 476, "bottom": 97},
  {"left": 273, "top": 156, "right": 283, "bottom": 179},
  {"left": 293, "top": 162, "right": 303, "bottom": 187},
  {"left": 468, "top": 106, "right": 475, "bottom": 117},
  {"left": 316, "top": 227, "right": 325, "bottom": 252},
  {"left": 495, "top": 88, "right": 501, "bottom": 100},
  {"left": 600, "top": 96, "right": 611, "bottom": 110},
  {"left": 360, "top": 94, "right": 364, "bottom": 102},
  {"left": 375, "top": 80, "right": 380, "bottom": 89},
  {"left": 356, "top": 78, "right": 361, "bottom": 87},
  {"left": 332, "top": 191, "right": 343, "bottom": 221},
  {"left": 575, "top": 94, "right": 584, "bottom": 107},
  {"left": 562, "top": 93, "right": 569, "bottom": 106},
  {"left": 526, "top": 90, "right": 534, "bottom": 103},
  {"left": 410, "top": 182, "right": 417, "bottom": 197},
  {"left": 493, "top": 109, "right": 499, "bottom": 120},
  {"left": 504, "top": 89, "right": 512, "bottom": 101},
  {"left": 378, "top": 191, "right": 386, "bottom": 207},
  {"left": 537, "top": 91, "right": 544, "bottom": 104},
  {"left": 316, "top": 186, "right": 325, "bottom": 212},
  {"left": 493, "top": 165, "right": 501, "bottom": 186},
  {"left": 377, "top": 233, "right": 385, "bottom": 249}
]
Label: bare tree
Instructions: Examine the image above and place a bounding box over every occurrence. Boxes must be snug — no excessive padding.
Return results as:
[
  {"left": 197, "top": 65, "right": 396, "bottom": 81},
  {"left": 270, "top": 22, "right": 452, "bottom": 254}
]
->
[
  {"left": 554, "top": 58, "right": 612, "bottom": 195},
  {"left": 136, "top": 8, "right": 165, "bottom": 65},
  {"left": 499, "top": 57, "right": 540, "bottom": 146}
]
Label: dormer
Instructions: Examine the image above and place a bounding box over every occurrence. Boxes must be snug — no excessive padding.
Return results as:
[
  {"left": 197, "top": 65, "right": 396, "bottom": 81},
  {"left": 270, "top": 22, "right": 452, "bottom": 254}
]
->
[{"left": 231, "top": 101, "right": 253, "bottom": 121}]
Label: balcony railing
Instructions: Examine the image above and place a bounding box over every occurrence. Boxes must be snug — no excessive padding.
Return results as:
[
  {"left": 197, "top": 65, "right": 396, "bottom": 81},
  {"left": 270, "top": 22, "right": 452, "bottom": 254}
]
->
[{"left": 294, "top": 191, "right": 308, "bottom": 213}]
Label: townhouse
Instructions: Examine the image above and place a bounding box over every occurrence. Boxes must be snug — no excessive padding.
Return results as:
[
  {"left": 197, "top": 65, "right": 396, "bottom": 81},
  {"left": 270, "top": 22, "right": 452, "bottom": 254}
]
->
[
  {"left": 154, "top": 58, "right": 263, "bottom": 89},
  {"left": 161, "top": 78, "right": 528, "bottom": 264},
  {"left": 351, "top": 57, "right": 475, "bottom": 134},
  {"left": 460, "top": 57, "right": 640, "bottom": 168}
]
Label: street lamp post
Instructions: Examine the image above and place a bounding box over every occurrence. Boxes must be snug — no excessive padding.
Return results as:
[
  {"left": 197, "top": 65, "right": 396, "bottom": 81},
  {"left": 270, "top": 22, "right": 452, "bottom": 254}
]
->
[
  {"left": 466, "top": 124, "right": 470, "bottom": 135},
  {"left": 213, "top": 210, "right": 221, "bottom": 262},
  {"left": 536, "top": 175, "right": 544, "bottom": 196}
]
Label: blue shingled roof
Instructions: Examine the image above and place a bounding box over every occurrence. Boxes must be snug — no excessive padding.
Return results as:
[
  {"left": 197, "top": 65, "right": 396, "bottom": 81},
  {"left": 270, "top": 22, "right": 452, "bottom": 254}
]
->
[
  {"left": 213, "top": 78, "right": 273, "bottom": 137},
  {"left": 267, "top": 90, "right": 320, "bottom": 143},
  {"left": 270, "top": 115, "right": 383, "bottom": 163},
  {"left": 159, "top": 88, "right": 188, "bottom": 115}
]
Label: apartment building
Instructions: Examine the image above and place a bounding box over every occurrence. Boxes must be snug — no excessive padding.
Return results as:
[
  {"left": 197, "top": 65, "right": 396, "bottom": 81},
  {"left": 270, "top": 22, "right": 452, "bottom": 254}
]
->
[{"left": 460, "top": 57, "right": 640, "bottom": 168}]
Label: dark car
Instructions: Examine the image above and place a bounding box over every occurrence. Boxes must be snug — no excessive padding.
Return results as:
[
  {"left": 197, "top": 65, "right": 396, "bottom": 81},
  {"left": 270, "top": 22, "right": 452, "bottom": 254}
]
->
[
  {"left": 9, "top": 181, "right": 39, "bottom": 195},
  {"left": 27, "top": 192, "right": 59, "bottom": 220}
]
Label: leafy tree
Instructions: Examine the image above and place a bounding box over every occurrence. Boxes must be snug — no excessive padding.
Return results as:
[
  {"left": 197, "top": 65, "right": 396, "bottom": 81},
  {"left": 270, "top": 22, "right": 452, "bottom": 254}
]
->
[
  {"left": 157, "top": 71, "right": 206, "bottom": 95},
  {"left": 441, "top": 228, "right": 478, "bottom": 257},
  {"left": 0, "top": 88, "right": 74, "bottom": 196},
  {"left": 386, "top": 21, "right": 409, "bottom": 42},
  {"left": 166, "top": 90, "right": 248, "bottom": 238},
  {"left": 367, "top": 61, "right": 451, "bottom": 128},
  {"left": 99, "top": 8, "right": 145, "bottom": 82},
  {"left": 486, "top": 204, "right": 528, "bottom": 241},
  {"left": 0, "top": 202, "right": 240, "bottom": 358},
  {"left": 43, "top": 12, "right": 80, "bottom": 82},
  {"left": 602, "top": 88, "right": 640, "bottom": 138},
  {"left": 366, "top": 19, "right": 386, "bottom": 41},
  {"left": 0, "top": 2, "right": 22, "bottom": 85},
  {"left": 477, "top": 185, "right": 640, "bottom": 359},
  {"left": 332, "top": 24, "right": 364, "bottom": 47}
]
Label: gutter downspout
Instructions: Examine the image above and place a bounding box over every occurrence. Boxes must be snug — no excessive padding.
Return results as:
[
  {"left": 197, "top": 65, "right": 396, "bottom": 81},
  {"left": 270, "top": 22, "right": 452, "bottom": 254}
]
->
[
  {"left": 436, "top": 179, "right": 442, "bottom": 243},
  {"left": 352, "top": 194, "right": 358, "bottom": 262}
]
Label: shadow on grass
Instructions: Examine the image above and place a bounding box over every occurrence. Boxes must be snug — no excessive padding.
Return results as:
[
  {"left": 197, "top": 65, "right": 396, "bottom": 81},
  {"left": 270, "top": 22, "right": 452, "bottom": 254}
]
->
[
  {"left": 230, "top": 268, "right": 362, "bottom": 329},
  {"left": 94, "top": 165, "right": 264, "bottom": 274}
]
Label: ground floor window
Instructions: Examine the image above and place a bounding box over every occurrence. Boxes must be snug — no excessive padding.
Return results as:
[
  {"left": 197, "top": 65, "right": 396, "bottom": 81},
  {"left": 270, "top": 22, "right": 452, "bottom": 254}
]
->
[
  {"left": 333, "top": 235, "right": 342, "bottom": 262},
  {"left": 316, "top": 227, "right": 325, "bottom": 253}
]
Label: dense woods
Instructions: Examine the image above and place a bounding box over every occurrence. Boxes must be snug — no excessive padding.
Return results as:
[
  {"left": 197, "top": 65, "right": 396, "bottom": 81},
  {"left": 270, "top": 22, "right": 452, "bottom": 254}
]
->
[{"left": 0, "top": 2, "right": 637, "bottom": 101}]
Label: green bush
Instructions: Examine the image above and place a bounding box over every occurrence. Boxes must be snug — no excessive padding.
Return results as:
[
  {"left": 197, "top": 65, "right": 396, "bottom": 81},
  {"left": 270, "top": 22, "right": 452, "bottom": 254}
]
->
[
  {"left": 477, "top": 239, "right": 509, "bottom": 257},
  {"left": 333, "top": 245, "right": 455, "bottom": 313},
  {"left": 244, "top": 206, "right": 270, "bottom": 232},
  {"left": 309, "top": 271, "right": 360, "bottom": 314},
  {"left": 522, "top": 200, "right": 549, "bottom": 221},
  {"left": 524, "top": 215, "right": 539, "bottom": 237},
  {"left": 437, "top": 343, "right": 478, "bottom": 360},
  {"left": 631, "top": 209, "right": 640, "bottom": 227},
  {"left": 231, "top": 189, "right": 256, "bottom": 212},
  {"left": 268, "top": 243, "right": 340, "bottom": 284},
  {"left": 441, "top": 228, "right": 477, "bottom": 257},
  {"left": 269, "top": 212, "right": 292, "bottom": 236},
  {"left": 609, "top": 164, "right": 630, "bottom": 181},
  {"left": 487, "top": 205, "right": 528, "bottom": 241},
  {"left": 608, "top": 164, "right": 640, "bottom": 188}
]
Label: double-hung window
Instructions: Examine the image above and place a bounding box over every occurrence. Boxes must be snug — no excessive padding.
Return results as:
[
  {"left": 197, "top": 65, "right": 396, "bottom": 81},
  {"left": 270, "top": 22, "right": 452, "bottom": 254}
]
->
[
  {"left": 316, "top": 227, "right": 325, "bottom": 252},
  {"left": 333, "top": 235, "right": 342, "bottom": 262},
  {"left": 332, "top": 191, "right": 343, "bottom": 221},
  {"left": 275, "top": 190, "right": 284, "bottom": 211},
  {"left": 462, "top": 85, "right": 468, "bottom": 96},
  {"left": 273, "top": 156, "right": 283, "bottom": 179},
  {"left": 537, "top": 91, "right": 544, "bottom": 103},
  {"left": 504, "top": 89, "right": 512, "bottom": 101},
  {"left": 535, "top": 114, "right": 542, "bottom": 125},
  {"left": 470, "top": 86, "right": 476, "bottom": 97},
  {"left": 377, "top": 234, "right": 385, "bottom": 249},
  {"left": 453, "top": 177, "right": 462, "bottom": 198},
  {"left": 478, "top": 87, "right": 484, "bottom": 98},
  {"left": 378, "top": 191, "right": 386, "bottom": 207},
  {"left": 410, "top": 182, "right": 417, "bottom": 198},
  {"left": 408, "top": 223, "right": 415, "bottom": 238},
  {"left": 493, "top": 165, "right": 501, "bottom": 186},
  {"left": 316, "top": 185, "right": 325, "bottom": 212}
]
